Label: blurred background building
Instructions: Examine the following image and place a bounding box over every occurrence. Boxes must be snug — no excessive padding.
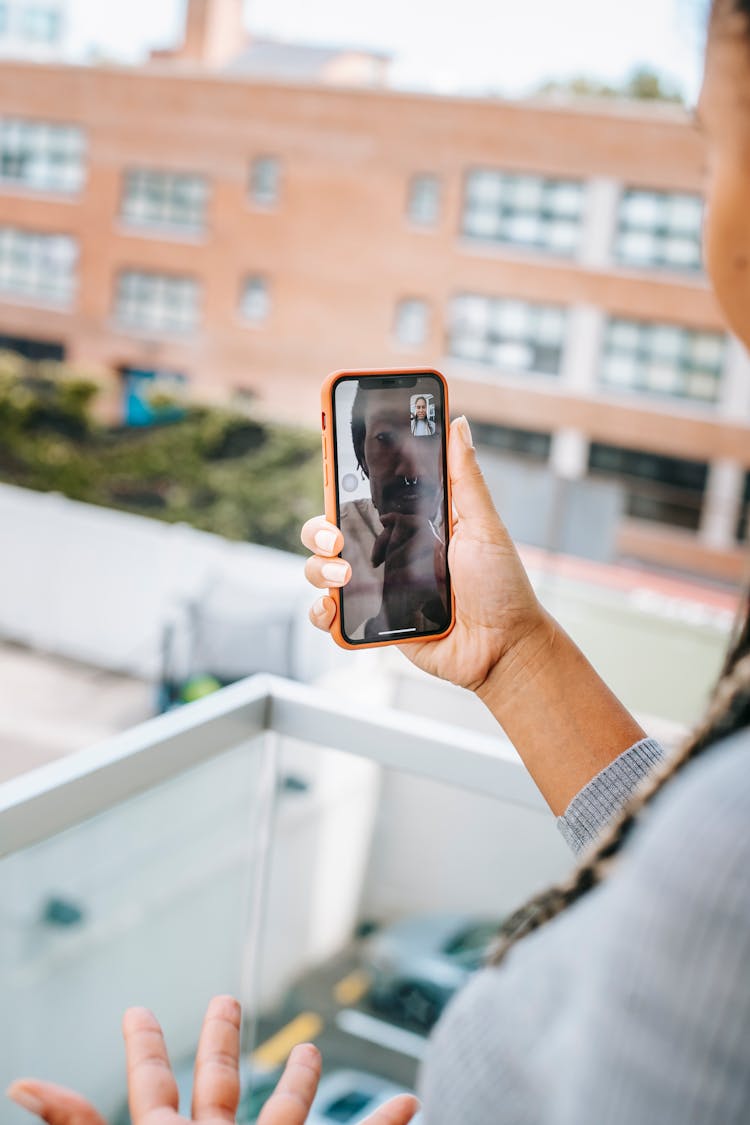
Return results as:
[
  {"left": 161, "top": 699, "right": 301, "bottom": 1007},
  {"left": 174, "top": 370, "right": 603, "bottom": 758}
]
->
[
  {"left": 0, "top": 0, "right": 746, "bottom": 583},
  {"left": 0, "top": 0, "right": 68, "bottom": 61}
]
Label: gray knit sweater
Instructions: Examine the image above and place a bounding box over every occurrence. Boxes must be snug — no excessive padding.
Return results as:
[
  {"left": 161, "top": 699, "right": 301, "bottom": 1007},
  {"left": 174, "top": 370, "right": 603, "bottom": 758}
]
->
[{"left": 419, "top": 734, "right": 750, "bottom": 1123}]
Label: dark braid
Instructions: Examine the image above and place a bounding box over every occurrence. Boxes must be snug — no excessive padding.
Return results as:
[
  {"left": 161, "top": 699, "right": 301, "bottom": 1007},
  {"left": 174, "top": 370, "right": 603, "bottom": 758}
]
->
[{"left": 489, "top": 592, "right": 750, "bottom": 965}]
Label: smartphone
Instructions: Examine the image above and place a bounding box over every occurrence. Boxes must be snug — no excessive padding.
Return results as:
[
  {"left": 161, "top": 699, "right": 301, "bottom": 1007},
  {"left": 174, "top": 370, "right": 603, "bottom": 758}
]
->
[{"left": 320, "top": 367, "right": 454, "bottom": 650}]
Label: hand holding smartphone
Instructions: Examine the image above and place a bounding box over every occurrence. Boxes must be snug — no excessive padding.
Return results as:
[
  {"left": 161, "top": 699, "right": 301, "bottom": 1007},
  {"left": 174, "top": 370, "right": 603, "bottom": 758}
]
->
[{"left": 320, "top": 368, "right": 455, "bottom": 649}]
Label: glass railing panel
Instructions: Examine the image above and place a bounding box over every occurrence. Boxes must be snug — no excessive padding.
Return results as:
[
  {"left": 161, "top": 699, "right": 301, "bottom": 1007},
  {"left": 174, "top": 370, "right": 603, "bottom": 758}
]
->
[
  {"left": 0, "top": 734, "right": 276, "bottom": 1125},
  {"left": 239, "top": 738, "right": 571, "bottom": 1121}
]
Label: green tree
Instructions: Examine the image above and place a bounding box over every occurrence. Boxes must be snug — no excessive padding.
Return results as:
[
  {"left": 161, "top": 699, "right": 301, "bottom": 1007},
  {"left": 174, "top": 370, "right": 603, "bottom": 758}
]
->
[
  {"left": 0, "top": 353, "right": 322, "bottom": 554},
  {"left": 537, "top": 65, "right": 684, "bottom": 105}
]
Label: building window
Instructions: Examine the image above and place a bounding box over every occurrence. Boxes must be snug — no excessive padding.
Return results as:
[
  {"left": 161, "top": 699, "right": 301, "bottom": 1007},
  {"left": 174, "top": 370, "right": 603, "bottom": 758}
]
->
[
  {"left": 0, "top": 118, "right": 85, "bottom": 194},
  {"left": 0, "top": 227, "right": 77, "bottom": 304},
  {"left": 615, "top": 189, "right": 703, "bottom": 272},
  {"left": 24, "top": 4, "right": 61, "bottom": 42},
  {"left": 449, "top": 294, "right": 567, "bottom": 374},
  {"left": 121, "top": 169, "right": 208, "bottom": 234},
  {"left": 394, "top": 298, "right": 429, "bottom": 347},
  {"left": 249, "top": 156, "right": 280, "bottom": 206},
  {"left": 115, "top": 271, "right": 199, "bottom": 335},
  {"left": 600, "top": 317, "right": 725, "bottom": 404},
  {"left": 472, "top": 421, "right": 552, "bottom": 462},
  {"left": 240, "top": 275, "right": 270, "bottom": 323},
  {"left": 462, "top": 170, "right": 583, "bottom": 256},
  {"left": 0, "top": 331, "right": 64, "bottom": 360},
  {"left": 588, "top": 443, "right": 708, "bottom": 530},
  {"left": 407, "top": 174, "right": 440, "bottom": 226}
]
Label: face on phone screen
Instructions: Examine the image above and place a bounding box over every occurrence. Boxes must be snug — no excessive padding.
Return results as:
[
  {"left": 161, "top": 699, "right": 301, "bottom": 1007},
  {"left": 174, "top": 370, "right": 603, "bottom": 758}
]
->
[{"left": 332, "top": 373, "right": 451, "bottom": 644}]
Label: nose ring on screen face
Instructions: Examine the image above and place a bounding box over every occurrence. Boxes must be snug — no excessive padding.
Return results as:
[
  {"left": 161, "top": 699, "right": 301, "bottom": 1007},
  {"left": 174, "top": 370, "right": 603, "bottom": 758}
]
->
[{"left": 403, "top": 476, "right": 418, "bottom": 486}]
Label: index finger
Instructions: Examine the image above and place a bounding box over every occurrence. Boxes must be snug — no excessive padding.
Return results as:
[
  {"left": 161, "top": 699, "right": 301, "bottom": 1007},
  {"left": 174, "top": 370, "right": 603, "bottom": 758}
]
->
[
  {"left": 122, "top": 1007, "right": 179, "bottom": 1124},
  {"left": 300, "top": 517, "right": 343, "bottom": 557},
  {"left": 192, "top": 996, "right": 241, "bottom": 1122},
  {"left": 256, "top": 1043, "right": 321, "bottom": 1125}
]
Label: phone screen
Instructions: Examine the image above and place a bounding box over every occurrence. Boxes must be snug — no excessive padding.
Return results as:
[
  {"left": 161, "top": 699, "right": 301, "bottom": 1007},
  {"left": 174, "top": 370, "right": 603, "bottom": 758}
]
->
[{"left": 331, "top": 372, "right": 452, "bottom": 645}]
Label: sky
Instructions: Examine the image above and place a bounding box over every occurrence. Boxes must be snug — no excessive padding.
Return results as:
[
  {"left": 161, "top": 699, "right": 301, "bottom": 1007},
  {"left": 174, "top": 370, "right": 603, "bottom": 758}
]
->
[{"left": 65, "top": 0, "right": 708, "bottom": 102}]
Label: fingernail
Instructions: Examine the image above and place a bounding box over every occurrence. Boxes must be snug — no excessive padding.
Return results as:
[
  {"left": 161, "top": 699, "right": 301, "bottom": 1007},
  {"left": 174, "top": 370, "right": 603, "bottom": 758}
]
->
[
  {"left": 6, "top": 1086, "right": 44, "bottom": 1116},
  {"left": 312, "top": 597, "right": 328, "bottom": 616},
  {"left": 454, "top": 416, "right": 474, "bottom": 449},
  {"left": 322, "top": 562, "right": 348, "bottom": 584},
  {"left": 314, "top": 529, "right": 338, "bottom": 553}
]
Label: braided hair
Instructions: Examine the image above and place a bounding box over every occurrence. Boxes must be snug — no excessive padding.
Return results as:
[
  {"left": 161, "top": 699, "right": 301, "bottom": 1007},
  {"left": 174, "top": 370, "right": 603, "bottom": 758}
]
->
[{"left": 488, "top": 0, "right": 750, "bottom": 965}]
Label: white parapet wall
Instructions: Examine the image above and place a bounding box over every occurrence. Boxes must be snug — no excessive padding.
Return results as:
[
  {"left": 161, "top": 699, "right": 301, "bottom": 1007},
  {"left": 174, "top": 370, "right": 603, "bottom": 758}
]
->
[{"left": 0, "top": 483, "right": 339, "bottom": 683}]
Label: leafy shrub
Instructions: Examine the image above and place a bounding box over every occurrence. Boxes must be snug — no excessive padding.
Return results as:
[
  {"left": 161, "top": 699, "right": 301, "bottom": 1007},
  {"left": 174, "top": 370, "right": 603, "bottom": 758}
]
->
[{"left": 0, "top": 356, "right": 322, "bottom": 554}]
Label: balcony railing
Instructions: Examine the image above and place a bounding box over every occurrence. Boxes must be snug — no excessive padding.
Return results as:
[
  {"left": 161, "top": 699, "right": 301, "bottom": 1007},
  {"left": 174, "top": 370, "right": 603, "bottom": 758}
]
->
[{"left": 0, "top": 674, "right": 570, "bottom": 1123}]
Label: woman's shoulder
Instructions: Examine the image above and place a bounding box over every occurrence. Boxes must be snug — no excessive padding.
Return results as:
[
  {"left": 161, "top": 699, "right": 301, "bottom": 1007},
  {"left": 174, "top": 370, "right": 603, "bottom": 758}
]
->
[{"left": 621, "top": 729, "right": 750, "bottom": 900}]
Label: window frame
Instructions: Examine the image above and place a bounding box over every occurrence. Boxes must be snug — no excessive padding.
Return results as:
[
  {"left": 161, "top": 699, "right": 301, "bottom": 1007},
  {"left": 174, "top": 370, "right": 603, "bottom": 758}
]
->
[
  {"left": 599, "top": 316, "right": 725, "bottom": 405},
  {"left": 406, "top": 173, "right": 441, "bottom": 228},
  {"left": 0, "top": 225, "right": 78, "bottom": 305},
  {"left": 114, "top": 270, "right": 200, "bottom": 336},
  {"left": 120, "top": 168, "right": 209, "bottom": 235},
  {"left": 449, "top": 292, "right": 567, "bottom": 376},
  {"left": 239, "top": 274, "right": 270, "bottom": 324},
  {"left": 461, "top": 168, "right": 584, "bottom": 258},
  {"left": 588, "top": 441, "right": 708, "bottom": 531},
  {"left": 249, "top": 155, "right": 281, "bottom": 208},
  {"left": 394, "top": 297, "right": 430, "bottom": 348},
  {"left": 0, "top": 117, "right": 86, "bottom": 196},
  {"left": 614, "top": 187, "right": 703, "bottom": 274}
]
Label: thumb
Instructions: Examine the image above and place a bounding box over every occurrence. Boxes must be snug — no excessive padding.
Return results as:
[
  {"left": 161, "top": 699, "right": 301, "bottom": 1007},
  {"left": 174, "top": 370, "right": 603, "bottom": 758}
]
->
[
  {"left": 6, "top": 1081, "right": 107, "bottom": 1125},
  {"left": 448, "top": 417, "right": 500, "bottom": 523}
]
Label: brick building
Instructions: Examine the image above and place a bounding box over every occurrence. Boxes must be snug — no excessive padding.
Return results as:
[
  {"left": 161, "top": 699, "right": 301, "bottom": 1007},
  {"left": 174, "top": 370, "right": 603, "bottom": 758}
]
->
[{"left": 0, "top": 0, "right": 747, "bottom": 581}]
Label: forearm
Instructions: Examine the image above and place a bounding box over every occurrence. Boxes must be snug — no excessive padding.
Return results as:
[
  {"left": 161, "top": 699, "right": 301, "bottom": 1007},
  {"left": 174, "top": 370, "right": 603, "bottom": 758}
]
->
[{"left": 477, "top": 610, "right": 645, "bottom": 816}]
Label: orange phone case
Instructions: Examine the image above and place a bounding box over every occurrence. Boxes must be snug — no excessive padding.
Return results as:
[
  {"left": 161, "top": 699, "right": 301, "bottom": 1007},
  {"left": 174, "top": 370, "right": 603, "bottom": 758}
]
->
[{"left": 320, "top": 367, "right": 455, "bottom": 651}]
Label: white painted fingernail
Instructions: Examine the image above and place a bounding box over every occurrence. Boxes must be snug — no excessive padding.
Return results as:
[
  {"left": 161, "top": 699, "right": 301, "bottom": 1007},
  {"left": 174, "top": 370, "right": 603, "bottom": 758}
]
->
[
  {"left": 312, "top": 597, "right": 327, "bottom": 616},
  {"left": 454, "top": 416, "right": 474, "bottom": 449},
  {"left": 6, "top": 1088, "right": 45, "bottom": 1116},
  {"left": 315, "top": 529, "right": 338, "bottom": 553},
  {"left": 322, "top": 562, "right": 348, "bottom": 584}
]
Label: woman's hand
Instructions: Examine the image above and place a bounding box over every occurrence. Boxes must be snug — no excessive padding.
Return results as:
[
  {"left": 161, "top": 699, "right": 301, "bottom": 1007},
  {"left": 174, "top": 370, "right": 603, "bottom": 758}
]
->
[
  {"left": 302, "top": 415, "right": 551, "bottom": 694},
  {"left": 6, "top": 996, "right": 419, "bottom": 1125}
]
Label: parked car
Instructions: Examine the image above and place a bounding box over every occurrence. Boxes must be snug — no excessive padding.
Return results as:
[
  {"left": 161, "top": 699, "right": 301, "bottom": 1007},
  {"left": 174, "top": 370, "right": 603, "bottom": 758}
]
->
[
  {"left": 309, "top": 1069, "right": 420, "bottom": 1124},
  {"left": 364, "top": 913, "right": 501, "bottom": 1033}
]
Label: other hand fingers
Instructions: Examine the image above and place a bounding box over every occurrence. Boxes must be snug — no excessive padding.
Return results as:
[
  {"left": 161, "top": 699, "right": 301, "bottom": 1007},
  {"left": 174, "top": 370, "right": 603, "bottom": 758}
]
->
[
  {"left": 122, "top": 1006, "right": 179, "bottom": 1124},
  {"left": 257, "top": 1043, "right": 321, "bottom": 1125},
  {"left": 6, "top": 1081, "right": 107, "bottom": 1125},
  {"left": 304, "top": 555, "right": 351, "bottom": 590},
  {"left": 192, "top": 996, "right": 241, "bottom": 1122},
  {"left": 309, "top": 595, "right": 337, "bottom": 633},
  {"left": 300, "top": 517, "right": 344, "bottom": 557},
  {"left": 364, "top": 1095, "right": 422, "bottom": 1124}
]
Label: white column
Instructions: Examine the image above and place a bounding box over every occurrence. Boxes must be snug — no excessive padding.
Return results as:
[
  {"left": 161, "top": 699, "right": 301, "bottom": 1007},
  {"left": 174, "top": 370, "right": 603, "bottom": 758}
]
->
[
  {"left": 560, "top": 303, "right": 604, "bottom": 393},
  {"left": 699, "top": 458, "right": 745, "bottom": 550},
  {"left": 552, "top": 304, "right": 602, "bottom": 481},
  {"left": 718, "top": 335, "right": 750, "bottom": 422},
  {"left": 579, "top": 177, "right": 620, "bottom": 270},
  {"left": 550, "top": 427, "right": 590, "bottom": 480}
]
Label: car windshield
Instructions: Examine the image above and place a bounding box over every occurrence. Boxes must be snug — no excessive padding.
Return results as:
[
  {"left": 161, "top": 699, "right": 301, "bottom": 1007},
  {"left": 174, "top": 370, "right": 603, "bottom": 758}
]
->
[
  {"left": 443, "top": 922, "right": 499, "bottom": 967},
  {"left": 324, "top": 1090, "right": 375, "bottom": 1122}
]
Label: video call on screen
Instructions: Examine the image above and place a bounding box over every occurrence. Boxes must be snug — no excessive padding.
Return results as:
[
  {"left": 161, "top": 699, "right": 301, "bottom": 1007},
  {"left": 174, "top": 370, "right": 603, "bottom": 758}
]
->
[{"left": 333, "top": 374, "right": 450, "bottom": 644}]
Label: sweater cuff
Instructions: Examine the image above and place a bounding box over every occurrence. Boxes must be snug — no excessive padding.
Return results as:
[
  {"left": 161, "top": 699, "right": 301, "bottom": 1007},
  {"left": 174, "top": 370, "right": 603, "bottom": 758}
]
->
[{"left": 557, "top": 737, "right": 665, "bottom": 856}]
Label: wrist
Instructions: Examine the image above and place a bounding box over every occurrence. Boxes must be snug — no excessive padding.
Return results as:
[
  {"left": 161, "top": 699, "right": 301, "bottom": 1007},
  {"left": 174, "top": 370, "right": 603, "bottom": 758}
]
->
[{"left": 475, "top": 607, "right": 559, "bottom": 717}]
